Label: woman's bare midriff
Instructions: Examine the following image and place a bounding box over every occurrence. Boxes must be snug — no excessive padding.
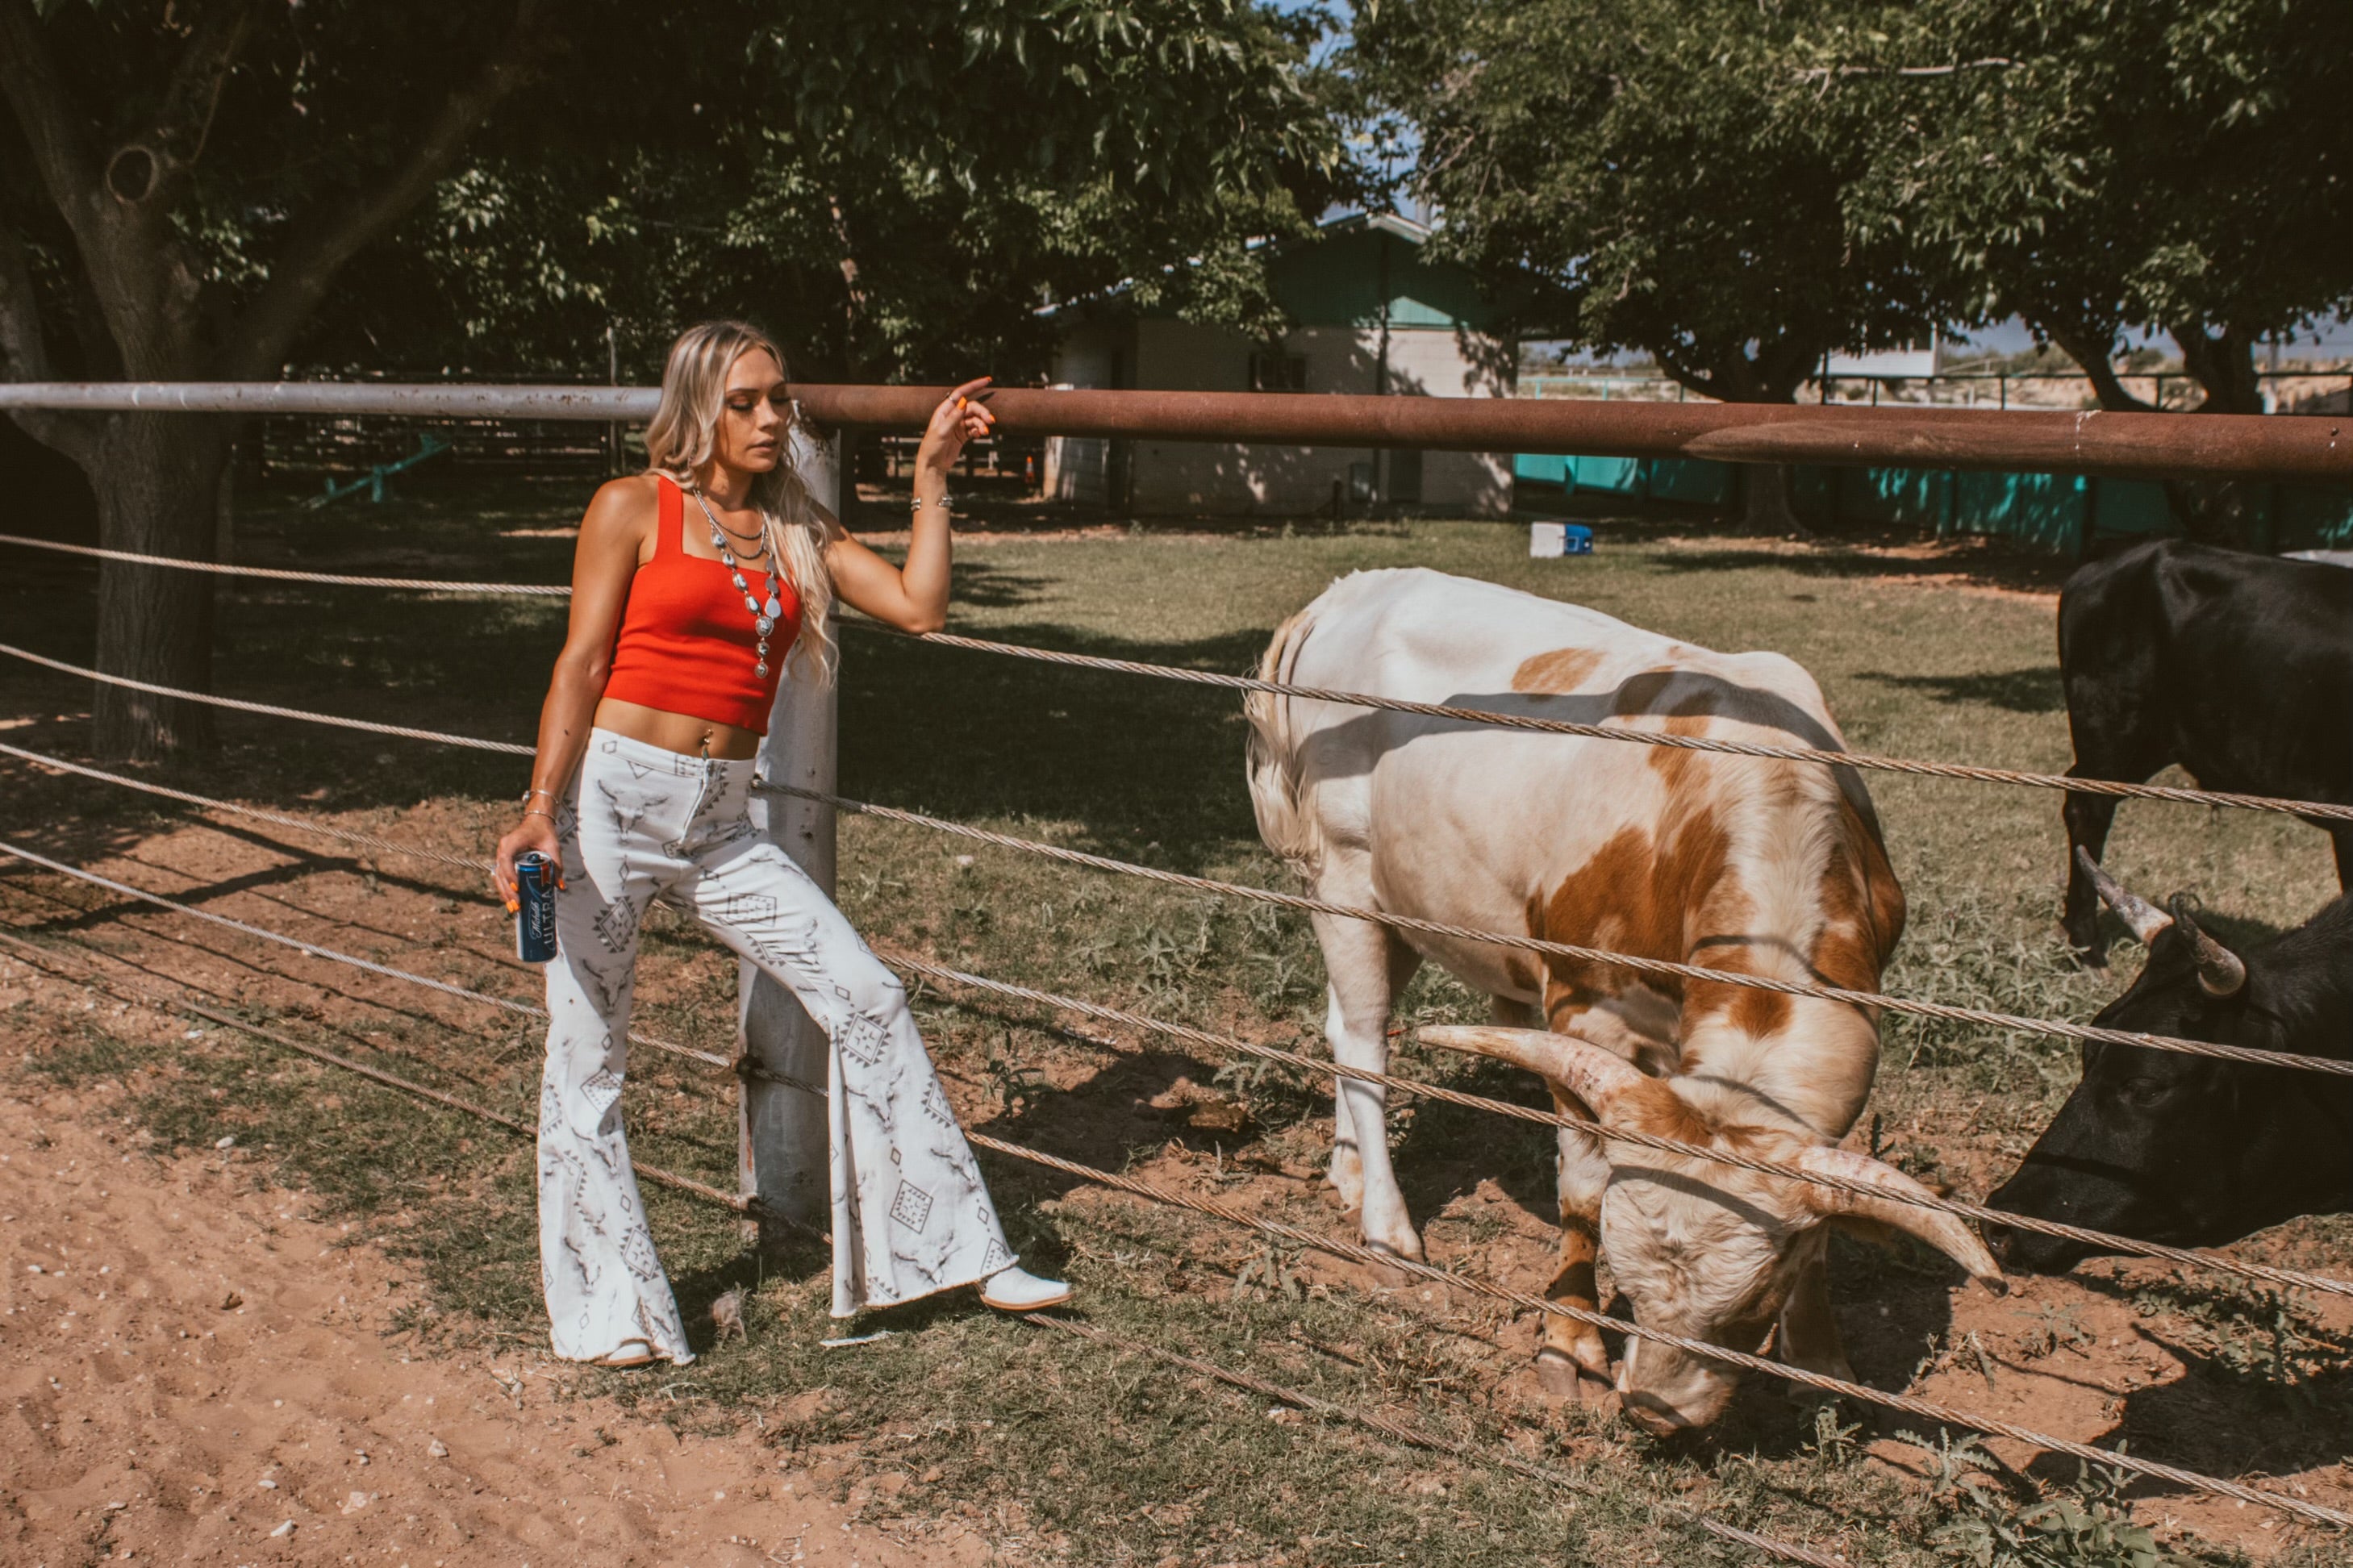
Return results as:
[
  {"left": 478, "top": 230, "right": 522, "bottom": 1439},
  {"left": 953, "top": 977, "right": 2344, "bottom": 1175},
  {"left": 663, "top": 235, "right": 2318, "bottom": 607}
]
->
[{"left": 593, "top": 697, "right": 763, "bottom": 760}]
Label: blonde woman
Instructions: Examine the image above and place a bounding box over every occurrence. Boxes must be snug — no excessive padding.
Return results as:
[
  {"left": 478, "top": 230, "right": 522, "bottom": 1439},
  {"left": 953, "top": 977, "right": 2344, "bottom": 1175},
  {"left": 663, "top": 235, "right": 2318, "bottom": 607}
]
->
[{"left": 494, "top": 319, "right": 1067, "bottom": 1369}]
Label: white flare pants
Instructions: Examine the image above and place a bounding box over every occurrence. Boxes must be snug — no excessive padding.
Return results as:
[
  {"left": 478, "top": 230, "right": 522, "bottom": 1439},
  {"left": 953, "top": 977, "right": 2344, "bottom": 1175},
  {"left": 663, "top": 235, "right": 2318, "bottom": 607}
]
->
[{"left": 537, "top": 728, "right": 1014, "bottom": 1364}]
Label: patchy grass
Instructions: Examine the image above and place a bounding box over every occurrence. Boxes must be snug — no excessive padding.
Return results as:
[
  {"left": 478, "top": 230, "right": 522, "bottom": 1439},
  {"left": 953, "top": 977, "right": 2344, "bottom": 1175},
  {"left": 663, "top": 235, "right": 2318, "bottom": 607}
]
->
[{"left": 3, "top": 479, "right": 2346, "bottom": 1566}]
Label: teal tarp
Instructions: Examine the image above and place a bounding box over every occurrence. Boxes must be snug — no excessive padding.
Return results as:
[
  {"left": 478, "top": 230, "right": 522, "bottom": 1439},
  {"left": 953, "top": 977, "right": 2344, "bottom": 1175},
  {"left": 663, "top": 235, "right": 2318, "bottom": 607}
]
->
[
  {"left": 1514, "top": 452, "right": 1733, "bottom": 505},
  {"left": 1512, "top": 452, "right": 2353, "bottom": 554}
]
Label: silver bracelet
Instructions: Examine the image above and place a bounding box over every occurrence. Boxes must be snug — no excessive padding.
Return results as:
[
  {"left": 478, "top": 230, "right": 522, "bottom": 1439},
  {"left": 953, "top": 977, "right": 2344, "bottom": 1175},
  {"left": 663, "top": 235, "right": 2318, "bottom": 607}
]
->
[{"left": 910, "top": 494, "right": 953, "bottom": 511}]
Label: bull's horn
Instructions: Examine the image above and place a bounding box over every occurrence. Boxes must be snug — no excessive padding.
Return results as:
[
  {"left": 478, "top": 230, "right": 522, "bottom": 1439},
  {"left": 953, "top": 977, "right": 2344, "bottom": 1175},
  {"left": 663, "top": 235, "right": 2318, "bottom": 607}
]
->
[
  {"left": 1793, "top": 1145, "right": 2004, "bottom": 1289},
  {"left": 2167, "top": 894, "right": 2247, "bottom": 999},
  {"left": 2076, "top": 847, "right": 2171, "bottom": 945},
  {"left": 1417, "top": 1024, "right": 1652, "bottom": 1124}
]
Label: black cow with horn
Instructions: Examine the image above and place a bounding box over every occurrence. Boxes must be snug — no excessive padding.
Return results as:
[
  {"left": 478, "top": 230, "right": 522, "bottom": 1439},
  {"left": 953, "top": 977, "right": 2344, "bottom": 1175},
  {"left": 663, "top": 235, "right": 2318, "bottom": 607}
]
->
[
  {"left": 1987, "top": 849, "right": 2353, "bottom": 1270},
  {"left": 2058, "top": 540, "right": 2353, "bottom": 965}
]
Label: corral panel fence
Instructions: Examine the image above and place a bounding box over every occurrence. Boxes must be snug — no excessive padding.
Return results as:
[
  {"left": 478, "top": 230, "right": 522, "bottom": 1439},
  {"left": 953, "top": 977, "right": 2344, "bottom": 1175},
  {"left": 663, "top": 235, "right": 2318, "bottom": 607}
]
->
[
  {"left": 7, "top": 379, "right": 2351, "bottom": 481},
  {"left": 1513, "top": 368, "right": 2353, "bottom": 554},
  {"left": 19, "top": 377, "right": 2350, "bottom": 548},
  {"left": 6, "top": 378, "right": 2353, "bottom": 1545}
]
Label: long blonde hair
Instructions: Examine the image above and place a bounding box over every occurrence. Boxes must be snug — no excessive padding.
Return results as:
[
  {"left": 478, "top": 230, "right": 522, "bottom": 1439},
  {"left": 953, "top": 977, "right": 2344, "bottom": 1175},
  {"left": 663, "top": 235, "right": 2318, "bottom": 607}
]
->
[{"left": 642, "top": 320, "right": 837, "bottom": 686}]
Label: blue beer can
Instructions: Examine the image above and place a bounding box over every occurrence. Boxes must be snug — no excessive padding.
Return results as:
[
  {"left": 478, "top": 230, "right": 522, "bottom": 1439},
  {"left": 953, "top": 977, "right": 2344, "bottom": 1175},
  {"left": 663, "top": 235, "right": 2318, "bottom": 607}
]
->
[{"left": 515, "top": 851, "right": 559, "bottom": 963}]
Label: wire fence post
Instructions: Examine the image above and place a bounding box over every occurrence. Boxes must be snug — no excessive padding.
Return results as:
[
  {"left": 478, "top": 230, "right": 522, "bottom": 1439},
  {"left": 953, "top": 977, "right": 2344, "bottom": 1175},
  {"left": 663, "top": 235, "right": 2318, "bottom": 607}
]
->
[{"left": 736, "top": 423, "right": 842, "bottom": 1248}]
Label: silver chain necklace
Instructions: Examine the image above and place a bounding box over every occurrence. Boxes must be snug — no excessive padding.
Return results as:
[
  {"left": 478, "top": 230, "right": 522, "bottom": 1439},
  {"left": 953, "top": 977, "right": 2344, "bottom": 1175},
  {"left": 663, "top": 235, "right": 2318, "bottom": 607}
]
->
[{"left": 687, "top": 486, "right": 786, "bottom": 680}]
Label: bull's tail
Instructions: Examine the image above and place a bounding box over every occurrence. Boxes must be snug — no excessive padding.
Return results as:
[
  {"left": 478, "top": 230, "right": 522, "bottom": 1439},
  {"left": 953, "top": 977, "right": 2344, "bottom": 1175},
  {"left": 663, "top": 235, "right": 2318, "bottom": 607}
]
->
[{"left": 1244, "top": 603, "right": 1324, "bottom": 876}]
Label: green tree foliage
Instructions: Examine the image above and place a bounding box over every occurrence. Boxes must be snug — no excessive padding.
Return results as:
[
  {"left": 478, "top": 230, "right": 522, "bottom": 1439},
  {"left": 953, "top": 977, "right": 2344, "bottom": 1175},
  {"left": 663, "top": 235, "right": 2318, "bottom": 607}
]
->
[
  {"left": 2, "top": 0, "right": 563, "bottom": 757},
  {"left": 314, "top": 1, "right": 1346, "bottom": 384},
  {"left": 0, "top": 0, "right": 1341, "bottom": 755},
  {"left": 1350, "top": 0, "right": 1948, "bottom": 398},
  {"left": 1820, "top": 0, "right": 2353, "bottom": 417},
  {"left": 1350, "top": 0, "right": 1949, "bottom": 527}
]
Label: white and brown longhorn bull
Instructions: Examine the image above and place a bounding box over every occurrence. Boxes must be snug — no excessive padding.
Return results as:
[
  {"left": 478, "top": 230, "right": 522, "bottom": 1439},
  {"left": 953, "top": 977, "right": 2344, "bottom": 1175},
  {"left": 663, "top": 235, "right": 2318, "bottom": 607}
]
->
[{"left": 1244, "top": 569, "right": 1999, "bottom": 1432}]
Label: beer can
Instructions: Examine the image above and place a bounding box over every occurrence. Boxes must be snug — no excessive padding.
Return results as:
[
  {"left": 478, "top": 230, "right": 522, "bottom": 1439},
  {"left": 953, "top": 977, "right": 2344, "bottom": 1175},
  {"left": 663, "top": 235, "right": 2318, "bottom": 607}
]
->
[{"left": 515, "top": 851, "right": 559, "bottom": 963}]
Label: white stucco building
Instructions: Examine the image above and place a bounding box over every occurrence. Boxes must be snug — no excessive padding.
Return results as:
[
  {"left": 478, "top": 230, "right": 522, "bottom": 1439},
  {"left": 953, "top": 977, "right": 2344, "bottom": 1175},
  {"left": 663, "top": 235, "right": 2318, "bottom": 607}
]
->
[{"left": 1041, "top": 213, "right": 1518, "bottom": 517}]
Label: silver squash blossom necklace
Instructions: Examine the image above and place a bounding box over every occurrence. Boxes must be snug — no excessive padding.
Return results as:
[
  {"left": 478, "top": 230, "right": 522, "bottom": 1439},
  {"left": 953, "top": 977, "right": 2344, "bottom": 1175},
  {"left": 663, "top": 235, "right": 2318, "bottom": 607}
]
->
[{"left": 689, "top": 486, "right": 786, "bottom": 679}]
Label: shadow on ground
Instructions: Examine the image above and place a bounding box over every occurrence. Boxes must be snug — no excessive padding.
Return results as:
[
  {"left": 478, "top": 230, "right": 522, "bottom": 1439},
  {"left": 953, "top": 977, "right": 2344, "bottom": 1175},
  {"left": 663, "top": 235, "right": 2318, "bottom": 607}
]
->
[{"left": 1854, "top": 668, "right": 2065, "bottom": 715}]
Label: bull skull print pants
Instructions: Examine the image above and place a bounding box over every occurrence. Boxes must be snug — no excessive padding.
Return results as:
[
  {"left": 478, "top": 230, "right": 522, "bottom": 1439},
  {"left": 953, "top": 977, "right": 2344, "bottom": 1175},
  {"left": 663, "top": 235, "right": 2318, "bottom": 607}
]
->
[{"left": 538, "top": 728, "right": 1015, "bottom": 1364}]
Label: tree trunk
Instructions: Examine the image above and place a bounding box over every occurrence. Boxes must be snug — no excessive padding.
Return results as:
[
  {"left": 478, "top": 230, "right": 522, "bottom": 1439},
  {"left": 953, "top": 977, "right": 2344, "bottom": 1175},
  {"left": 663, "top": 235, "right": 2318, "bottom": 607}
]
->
[
  {"left": 1647, "top": 350, "right": 1811, "bottom": 537},
  {"left": 2039, "top": 316, "right": 2157, "bottom": 414},
  {"left": 2159, "top": 476, "right": 2262, "bottom": 551},
  {"left": 88, "top": 412, "right": 235, "bottom": 759},
  {"left": 2164, "top": 323, "right": 2266, "bottom": 551},
  {"left": 2038, "top": 314, "right": 2267, "bottom": 550},
  {"left": 1740, "top": 462, "right": 1803, "bottom": 535}
]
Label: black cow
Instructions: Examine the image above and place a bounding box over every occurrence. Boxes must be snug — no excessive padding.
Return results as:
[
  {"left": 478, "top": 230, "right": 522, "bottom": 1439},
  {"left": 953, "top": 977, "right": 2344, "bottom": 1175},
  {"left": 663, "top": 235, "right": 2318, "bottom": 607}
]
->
[
  {"left": 2059, "top": 540, "right": 2353, "bottom": 962},
  {"left": 1987, "top": 853, "right": 2353, "bottom": 1271}
]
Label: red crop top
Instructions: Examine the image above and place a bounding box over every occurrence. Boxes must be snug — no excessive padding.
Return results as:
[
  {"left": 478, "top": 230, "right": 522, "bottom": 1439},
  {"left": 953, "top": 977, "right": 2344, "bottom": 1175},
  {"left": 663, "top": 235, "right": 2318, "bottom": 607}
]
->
[{"left": 603, "top": 476, "right": 801, "bottom": 733}]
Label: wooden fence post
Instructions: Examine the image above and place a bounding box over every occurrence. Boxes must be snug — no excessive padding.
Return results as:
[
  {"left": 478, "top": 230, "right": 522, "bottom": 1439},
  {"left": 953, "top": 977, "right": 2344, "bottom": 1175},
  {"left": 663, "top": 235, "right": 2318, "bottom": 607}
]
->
[{"left": 737, "top": 423, "right": 841, "bottom": 1249}]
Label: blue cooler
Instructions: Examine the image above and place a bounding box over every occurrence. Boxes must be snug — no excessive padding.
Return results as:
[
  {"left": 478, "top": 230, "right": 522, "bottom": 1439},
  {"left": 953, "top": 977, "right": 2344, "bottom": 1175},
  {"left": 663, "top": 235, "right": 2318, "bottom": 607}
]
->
[{"left": 1529, "top": 522, "right": 1595, "bottom": 557}]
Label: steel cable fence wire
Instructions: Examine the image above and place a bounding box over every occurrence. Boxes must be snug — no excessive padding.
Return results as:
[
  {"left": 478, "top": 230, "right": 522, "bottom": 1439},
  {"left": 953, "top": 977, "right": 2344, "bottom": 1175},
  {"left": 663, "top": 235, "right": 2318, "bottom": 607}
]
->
[
  {"left": 0, "top": 665, "right": 2334, "bottom": 1081},
  {"left": 852, "top": 620, "right": 2353, "bottom": 824},
  {"left": 0, "top": 838, "right": 730, "bottom": 1072},
  {"left": 0, "top": 532, "right": 572, "bottom": 596},
  {"left": 0, "top": 925, "right": 777, "bottom": 1226},
  {"left": 0, "top": 740, "right": 495, "bottom": 874},
  {"left": 0, "top": 642, "right": 536, "bottom": 755},
  {"left": 22, "top": 935, "right": 2349, "bottom": 1542},
  {"left": 0, "top": 924, "right": 1837, "bottom": 1568},
  {"left": 19, "top": 790, "right": 2347, "bottom": 1308},
  {"left": 3, "top": 843, "right": 2343, "bottom": 1533},
  {"left": 1025, "top": 1315, "right": 1851, "bottom": 1568},
  {"left": 957, "top": 1132, "right": 2353, "bottom": 1531},
  {"left": 874, "top": 952, "right": 2353, "bottom": 1303},
  {"left": 6, "top": 531, "right": 2351, "bottom": 823},
  {"left": 8, "top": 738, "right": 2351, "bottom": 1303},
  {"left": 752, "top": 778, "right": 2353, "bottom": 1079},
  {"left": 5, "top": 901, "right": 2331, "bottom": 1545}
]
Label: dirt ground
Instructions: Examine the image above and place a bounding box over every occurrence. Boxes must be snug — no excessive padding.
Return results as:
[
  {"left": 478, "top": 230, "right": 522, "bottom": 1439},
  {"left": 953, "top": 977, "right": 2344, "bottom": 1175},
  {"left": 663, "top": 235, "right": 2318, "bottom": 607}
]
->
[{"left": 0, "top": 1071, "right": 985, "bottom": 1568}]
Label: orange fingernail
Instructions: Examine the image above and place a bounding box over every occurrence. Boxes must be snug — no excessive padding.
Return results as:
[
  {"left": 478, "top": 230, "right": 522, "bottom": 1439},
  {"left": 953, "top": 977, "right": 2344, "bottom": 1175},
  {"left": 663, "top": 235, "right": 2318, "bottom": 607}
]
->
[{"left": 506, "top": 899, "right": 519, "bottom": 913}]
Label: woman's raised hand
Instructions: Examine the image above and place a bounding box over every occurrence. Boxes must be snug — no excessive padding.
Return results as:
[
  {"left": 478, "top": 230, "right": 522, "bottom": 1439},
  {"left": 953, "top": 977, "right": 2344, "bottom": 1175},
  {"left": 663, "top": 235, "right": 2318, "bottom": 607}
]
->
[{"left": 916, "top": 376, "right": 997, "bottom": 473}]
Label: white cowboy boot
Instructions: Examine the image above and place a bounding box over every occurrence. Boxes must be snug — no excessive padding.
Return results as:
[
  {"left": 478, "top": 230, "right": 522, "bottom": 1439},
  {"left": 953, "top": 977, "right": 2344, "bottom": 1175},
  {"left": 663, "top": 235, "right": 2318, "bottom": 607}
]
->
[{"left": 978, "top": 1265, "right": 1072, "bottom": 1312}]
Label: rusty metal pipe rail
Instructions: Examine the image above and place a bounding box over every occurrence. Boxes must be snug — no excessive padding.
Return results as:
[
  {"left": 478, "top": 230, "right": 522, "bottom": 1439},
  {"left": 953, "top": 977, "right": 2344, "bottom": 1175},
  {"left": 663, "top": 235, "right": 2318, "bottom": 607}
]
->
[{"left": 0, "top": 381, "right": 2344, "bottom": 482}]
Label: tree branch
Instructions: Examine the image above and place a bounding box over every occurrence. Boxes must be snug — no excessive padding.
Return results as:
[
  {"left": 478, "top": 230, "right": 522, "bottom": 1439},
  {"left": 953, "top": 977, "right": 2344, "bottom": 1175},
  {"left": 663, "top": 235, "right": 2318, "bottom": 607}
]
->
[
  {"left": 221, "top": 0, "right": 554, "bottom": 378},
  {"left": 0, "top": 2, "right": 234, "bottom": 374},
  {"left": 0, "top": 219, "right": 100, "bottom": 465},
  {"left": 1757, "top": 336, "right": 1822, "bottom": 403},
  {"left": 2172, "top": 321, "right": 2263, "bottom": 416},
  {"left": 0, "top": 4, "right": 105, "bottom": 245},
  {"left": 124, "top": 0, "right": 266, "bottom": 207},
  {"left": 827, "top": 191, "right": 870, "bottom": 378},
  {"left": 1650, "top": 341, "right": 1725, "bottom": 402},
  {"left": 2040, "top": 315, "right": 2159, "bottom": 414},
  {"left": 1794, "top": 58, "right": 2017, "bottom": 84}
]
